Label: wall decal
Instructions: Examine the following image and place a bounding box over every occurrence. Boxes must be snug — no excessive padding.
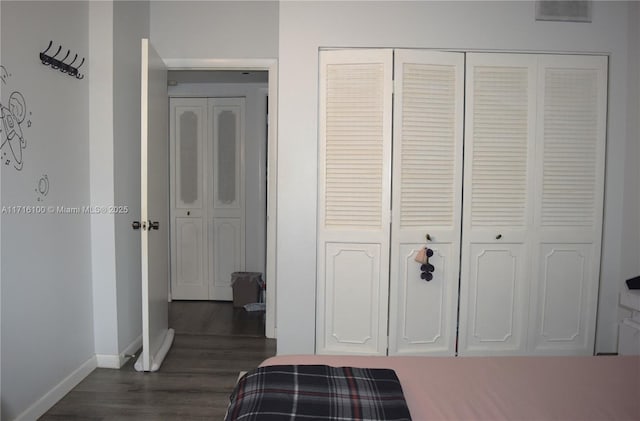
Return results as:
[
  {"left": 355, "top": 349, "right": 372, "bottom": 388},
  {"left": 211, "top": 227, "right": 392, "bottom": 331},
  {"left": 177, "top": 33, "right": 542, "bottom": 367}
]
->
[
  {"left": 1, "top": 91, "right": 31, "bottom": 171},
  {"left": 35, "top": 174, "right": 50, "bottom": 201},
  {"left": 0, "top": 65, "right": 9, "bottom": 85},
  {"left": 0, "top": 66, "right": 32, "bottom": 171}
]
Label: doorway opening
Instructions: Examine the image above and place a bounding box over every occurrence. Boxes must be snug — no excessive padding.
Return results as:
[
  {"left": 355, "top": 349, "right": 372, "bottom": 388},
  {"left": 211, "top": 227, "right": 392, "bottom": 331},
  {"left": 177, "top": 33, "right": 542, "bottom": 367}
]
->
[{"left": 164, "top": 59, "right": 278, "bottom": 340}]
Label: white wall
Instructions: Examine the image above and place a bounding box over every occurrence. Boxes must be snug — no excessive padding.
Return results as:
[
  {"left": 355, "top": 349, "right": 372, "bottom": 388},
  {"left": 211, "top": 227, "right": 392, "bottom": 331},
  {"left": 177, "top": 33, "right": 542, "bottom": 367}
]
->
[
  {"left": 89, "top": 0, "right": 119, "bottom": 360},
  {"left": 1, "top": 2, "right": 4, "bottom": 416},
  {"left": 277, "top": 0, "right": 634, "bottom": 354},
  {"left": 90, "top": 0, "right": 150, "bottom": 368},
  {"left": 1, "top": 2, "right": 94, "bottom": 419},
  {"left": 150, "top": 1, "right": 278, "bottom": 60},
  {"left": 637, "top": 3, "right": 640, "bottom": 269},
  {"left": 168, "top": 82, "right": 268, "bottom": 279}
]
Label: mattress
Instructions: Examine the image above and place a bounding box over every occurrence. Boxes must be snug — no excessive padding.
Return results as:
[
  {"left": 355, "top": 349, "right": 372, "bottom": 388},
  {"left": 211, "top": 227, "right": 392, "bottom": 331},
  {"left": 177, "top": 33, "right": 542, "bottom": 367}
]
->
[{"left": 261, "top": 355, "right": 640, "bottom": 420}]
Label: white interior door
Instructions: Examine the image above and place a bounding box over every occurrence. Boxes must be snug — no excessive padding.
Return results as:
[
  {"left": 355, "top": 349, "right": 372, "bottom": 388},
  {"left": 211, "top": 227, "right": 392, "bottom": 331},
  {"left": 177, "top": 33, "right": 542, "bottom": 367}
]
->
[
  {"left": 528, "top": 55, "right": 607, "bottom": 355},
  {"left": 170, "top": 98, "right": 208, "bottom": 300},
  {"left": 459, "top": 53, "right": 537, "bottom": 356},
  {"left": 316, "top": 49, "right": 393, "bottom": 355},
  {"left": 460, "top": 53, "right": 607, "bottom": 357},
  {"left": 135, "top": 38, "right": 174, "bottom": 372},
  {"left": 208, "top": 97, "right": 246, "bottom": 301},
  {"left": 388, "top": 50, "right": 464, "bottom": 356}
]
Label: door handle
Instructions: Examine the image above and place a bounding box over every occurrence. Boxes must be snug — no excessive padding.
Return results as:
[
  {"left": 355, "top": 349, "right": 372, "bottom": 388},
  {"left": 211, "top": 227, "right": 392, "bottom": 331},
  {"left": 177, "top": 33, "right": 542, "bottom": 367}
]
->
[
  {"left": 132, "top": 221, "right": 148, "bottom": 230},
  {"left": 149, "top": 220, "right": 160, "bottom": 230}
]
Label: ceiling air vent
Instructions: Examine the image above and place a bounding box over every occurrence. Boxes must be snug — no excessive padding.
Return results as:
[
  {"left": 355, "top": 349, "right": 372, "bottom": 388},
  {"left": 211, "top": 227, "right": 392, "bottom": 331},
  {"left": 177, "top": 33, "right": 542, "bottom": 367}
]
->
[{"left": 536, "top": 1, "right": 591, "bottom": 22}]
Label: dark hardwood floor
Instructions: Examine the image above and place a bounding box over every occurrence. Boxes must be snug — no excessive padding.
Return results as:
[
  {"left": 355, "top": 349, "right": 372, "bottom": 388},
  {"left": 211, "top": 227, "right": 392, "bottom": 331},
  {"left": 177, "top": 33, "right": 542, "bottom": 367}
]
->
[{"left": 40, "top": 301, "right": 276, "bottom": 421}]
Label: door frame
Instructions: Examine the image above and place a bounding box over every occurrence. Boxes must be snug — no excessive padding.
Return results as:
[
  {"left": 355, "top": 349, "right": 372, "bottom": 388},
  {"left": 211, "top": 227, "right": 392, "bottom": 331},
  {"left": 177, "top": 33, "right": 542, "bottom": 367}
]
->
[{"left": 164, "top": 58, "right": 278, "bottom": 339}]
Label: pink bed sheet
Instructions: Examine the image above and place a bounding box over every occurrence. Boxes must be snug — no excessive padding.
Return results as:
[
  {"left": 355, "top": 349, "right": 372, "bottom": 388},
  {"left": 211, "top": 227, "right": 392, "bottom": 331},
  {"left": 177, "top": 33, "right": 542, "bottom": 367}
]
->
[{"left": 261, "top": 355, "right": 640, "bottom": 420}]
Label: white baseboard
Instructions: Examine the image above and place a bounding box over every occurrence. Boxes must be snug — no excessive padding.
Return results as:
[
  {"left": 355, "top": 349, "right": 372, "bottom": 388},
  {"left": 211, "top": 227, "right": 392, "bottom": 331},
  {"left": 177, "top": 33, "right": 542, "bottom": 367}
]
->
[
  {"left": 15, "top": 355, "right": 97, "bottom": 421},
  {"left": 96, "top": 335, "right": 142, "bottom": 369},
  {"left": 267, "top": 326, "right": 277, "bottom": 340},
  {"left": 96, "top": 354, "right": 121, "bottom": 369}
]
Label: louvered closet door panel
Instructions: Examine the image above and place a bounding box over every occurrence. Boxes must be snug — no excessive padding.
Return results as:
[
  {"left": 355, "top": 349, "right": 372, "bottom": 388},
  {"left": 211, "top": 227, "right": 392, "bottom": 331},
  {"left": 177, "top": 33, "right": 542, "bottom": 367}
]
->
[
  {"left": 389, "top": 50, "right": 464, "bottom": 356},
  {"left": 459, "top": 54, "right": 537, "bottom": 356},
  {"left": 317, "top": 49, "right": 393, "bottom": 355},
  {"left": 528, "top": 55, "right": 607, "bottom": 355}
]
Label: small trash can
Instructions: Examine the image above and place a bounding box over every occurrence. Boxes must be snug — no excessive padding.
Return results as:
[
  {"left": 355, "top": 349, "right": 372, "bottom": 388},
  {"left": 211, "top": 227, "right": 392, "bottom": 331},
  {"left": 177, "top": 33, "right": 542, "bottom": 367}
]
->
[{"left": 231, "top": 272, "right": 262, "bottom": 308}]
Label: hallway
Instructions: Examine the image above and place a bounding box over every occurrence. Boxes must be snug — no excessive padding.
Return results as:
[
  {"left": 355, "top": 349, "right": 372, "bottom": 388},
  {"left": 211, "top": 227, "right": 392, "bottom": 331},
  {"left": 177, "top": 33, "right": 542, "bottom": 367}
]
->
[{"left": 169, "top": 301, "right": 267, "bottom": 337}]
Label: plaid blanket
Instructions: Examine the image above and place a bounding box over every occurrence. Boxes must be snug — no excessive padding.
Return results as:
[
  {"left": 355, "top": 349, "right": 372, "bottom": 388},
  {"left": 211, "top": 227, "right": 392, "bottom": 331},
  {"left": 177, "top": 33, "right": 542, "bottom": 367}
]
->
[{"left": 225, "top": 365, "right": 412, "bottom": 420}]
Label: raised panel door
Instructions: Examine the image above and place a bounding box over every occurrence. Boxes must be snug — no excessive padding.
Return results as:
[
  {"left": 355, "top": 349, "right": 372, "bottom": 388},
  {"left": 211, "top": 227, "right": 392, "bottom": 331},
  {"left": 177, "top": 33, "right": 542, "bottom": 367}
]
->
[
  {"left": 461, "top": 243, "right": 529, "bottom": 354},
  {"left": 210, "top": 218, "right": 242, "bottom": 301},
  {"left": 528, "top": 55, "right": 607, "bottom": 355},
  {"left": 459, "top": 53, "right": 537, "bottom": 356},
  {"left": 316, "top": 49, "right": 393, "bottom": 355},
  {"left": 169, "top": 98, "right": 208, "bottom": 300},
  {"left": 208, "top": 98, "right": 246, "bottom": 301},
  {"left": 388, "top": 50, "right": 464, "bottom": 356}
]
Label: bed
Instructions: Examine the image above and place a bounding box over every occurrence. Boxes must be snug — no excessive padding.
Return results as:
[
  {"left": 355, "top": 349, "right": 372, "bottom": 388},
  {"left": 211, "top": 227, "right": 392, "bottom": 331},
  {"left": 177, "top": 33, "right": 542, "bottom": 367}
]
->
[{"left": 226, "top": 354, "right": 639, "bottom": 420}]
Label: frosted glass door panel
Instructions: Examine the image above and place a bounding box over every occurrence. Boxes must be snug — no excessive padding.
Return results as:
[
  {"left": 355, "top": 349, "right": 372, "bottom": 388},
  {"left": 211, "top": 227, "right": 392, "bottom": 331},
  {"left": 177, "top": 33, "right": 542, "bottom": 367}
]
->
[
  {"left": 179, "top": 111, "right": 199, "bottom": 205},
  {"left": 213, "top": 106, "right": 242, "bottom": 209},
  {"left": 175, "top": 104, "right": 205, "bottom": 212}
]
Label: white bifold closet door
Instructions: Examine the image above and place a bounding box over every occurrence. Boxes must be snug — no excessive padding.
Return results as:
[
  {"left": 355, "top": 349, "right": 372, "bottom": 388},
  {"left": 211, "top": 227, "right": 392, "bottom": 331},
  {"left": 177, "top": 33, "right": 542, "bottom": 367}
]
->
[
  {"left": 316, "top": 49, "right": 394, "bottom": 355},
  {"left": 170, "top": 97, "right": 246, "bottom": 301},
  {"left": 528, "top": 55, "right": 607, "bottom": 355},
  {"left": 170, "top": 98, "right": 208, "bottom": 300},
  {"left": 388, "top": 50, "right": 464, "bottom": 356},
  {"left": 208, "top": 98, "right": 246, "bottom": 301},
  {"left": 317, "top": 49, "right": 464, "bottom": 356},
  {"left": 459, "top": 54, "right": 538, "bottom": 356},
  {"left": 459, "top": 53, "right": 607, "bottom": 356}
]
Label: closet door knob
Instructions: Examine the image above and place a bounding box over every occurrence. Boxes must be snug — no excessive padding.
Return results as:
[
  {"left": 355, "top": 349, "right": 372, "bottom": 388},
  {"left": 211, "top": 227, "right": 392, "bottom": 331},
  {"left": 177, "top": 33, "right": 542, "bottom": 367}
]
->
[{"left": 496, "top": 234, "right": 502, "bottom": 240}]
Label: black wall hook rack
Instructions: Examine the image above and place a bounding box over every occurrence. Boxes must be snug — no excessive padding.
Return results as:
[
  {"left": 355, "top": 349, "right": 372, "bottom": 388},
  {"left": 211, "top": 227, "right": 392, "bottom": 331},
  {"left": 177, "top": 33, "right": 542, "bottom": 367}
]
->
[{"left": 39, "top": 41, "right": 85, "bottom": 80}]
